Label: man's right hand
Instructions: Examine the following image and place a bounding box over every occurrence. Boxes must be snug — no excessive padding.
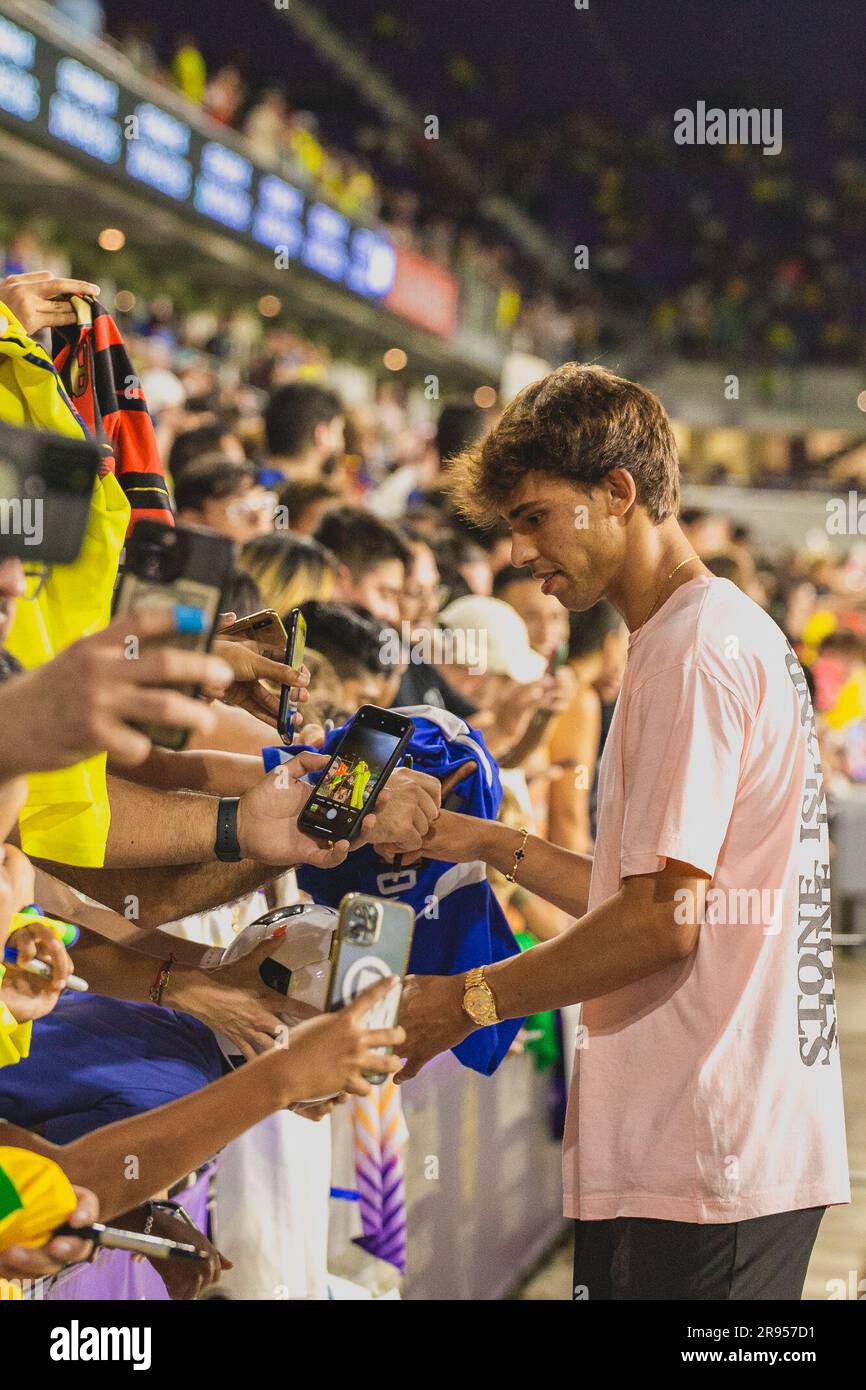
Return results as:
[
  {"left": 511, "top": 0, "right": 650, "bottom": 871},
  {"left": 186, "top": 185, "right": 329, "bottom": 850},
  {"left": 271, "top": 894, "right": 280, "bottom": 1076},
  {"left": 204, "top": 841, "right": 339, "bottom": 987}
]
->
[
  {"left": 0, "top": 607, "right": 233, "bottom": 775},
  {"left": 0, "top": 271, "right": 101, "bottom": 335},
  {"left": 273, "top": 976, "right": 406, "bottom": 1101}
]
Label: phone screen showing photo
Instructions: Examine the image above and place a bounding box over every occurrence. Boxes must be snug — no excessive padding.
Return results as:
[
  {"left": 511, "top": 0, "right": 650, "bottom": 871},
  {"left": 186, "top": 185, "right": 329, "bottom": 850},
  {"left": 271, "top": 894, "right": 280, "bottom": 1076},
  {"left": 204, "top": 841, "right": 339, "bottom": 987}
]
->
[{"left": 304, "top": 722, "right": 404, "bottom": 837}]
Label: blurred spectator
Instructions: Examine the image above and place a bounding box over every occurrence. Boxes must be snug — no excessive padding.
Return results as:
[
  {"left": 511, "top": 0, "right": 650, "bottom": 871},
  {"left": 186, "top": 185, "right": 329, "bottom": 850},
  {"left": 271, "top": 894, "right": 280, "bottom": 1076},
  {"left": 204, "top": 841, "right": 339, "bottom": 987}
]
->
[
  {"left": 301, "top": 601, "right": 399, "bottom": 711},
  {"left": 400, "top": 537, "right": 442, "bottom": 638},
  {"left": 431, "top": 532, "right": 493, "bottom": 603},
  {"left": 704, "top": 553, "right": 749, "bottom": 588},
  {"left": 240, "top": 533, "right": 338, "bottom": 620},
  {"left": 221, "top": 568, "right": 265, "bottom": 621},
  {"left": 277, "top": 479, "right": 343, "bottom": 537},
  {"left": 172, "top": 34, "right": 207, "bottom": 106},
  {"left": 168, "top": 422, "right": 247, "bottom": 482},
  {"left": 394, "top": 537, "right": 478, "bottom": 715},
  {"left": 435, "top": 399, "right": 491, "bottom": 470},
  {"left": 493, "top": 565, "right": 570, "bottom": 665},
  {"left": 244, "top": 88, "right": 291, "bottom": 166},
  {"left": 818, "top": 630, "right": 866, "bottom": 730},
  {"left": 204, "top": 64, "right": 246, "bottom": 127},
  {"left": 435, "top": 595, "right": 547, "bottom": 761},
  {"left": 173, "top": 457, "right": 276, "bottom": 544},
  {"left": 314, "top": 506, "right": 410, "bottom": 627},
  {"left": 264, "top": 384, "right": 345, "bottom": 485},
  {"left": 679, "top": 508, "right": 733, "bottom": 558}
]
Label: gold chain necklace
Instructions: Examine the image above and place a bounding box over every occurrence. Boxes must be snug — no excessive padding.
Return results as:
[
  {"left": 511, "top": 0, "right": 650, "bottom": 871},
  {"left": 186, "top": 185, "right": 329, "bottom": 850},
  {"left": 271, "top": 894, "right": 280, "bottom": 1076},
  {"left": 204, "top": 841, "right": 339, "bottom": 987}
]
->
[{"left": 636, "top": 555, "right": 701, "bottom": 631}]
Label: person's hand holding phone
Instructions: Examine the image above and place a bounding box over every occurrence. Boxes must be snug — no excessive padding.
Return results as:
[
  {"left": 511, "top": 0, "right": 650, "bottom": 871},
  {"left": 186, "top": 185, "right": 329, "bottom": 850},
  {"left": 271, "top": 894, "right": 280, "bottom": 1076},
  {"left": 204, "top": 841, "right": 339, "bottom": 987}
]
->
[
  {"left": 275, "top": 976, "right": 406, "bottom": 1100},
  {"left": 209, "top": 628, "right": 310, "bottom": 726},
  {"left": 121, "top": 1206, "right": 232, "bottom": 1301},
  {"left": 236, "top": 755, "right": 353, "bottom": 869},
  {"left": 0, "top": 607, "right": 233, "bottom": 775}
]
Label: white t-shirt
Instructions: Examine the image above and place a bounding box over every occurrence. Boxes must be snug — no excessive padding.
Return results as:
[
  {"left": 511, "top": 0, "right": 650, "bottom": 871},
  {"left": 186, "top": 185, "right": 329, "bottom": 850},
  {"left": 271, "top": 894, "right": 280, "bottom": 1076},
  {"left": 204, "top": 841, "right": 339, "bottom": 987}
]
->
[{"left": 563, "top": 576, "right": 850, "bottom": 1222}]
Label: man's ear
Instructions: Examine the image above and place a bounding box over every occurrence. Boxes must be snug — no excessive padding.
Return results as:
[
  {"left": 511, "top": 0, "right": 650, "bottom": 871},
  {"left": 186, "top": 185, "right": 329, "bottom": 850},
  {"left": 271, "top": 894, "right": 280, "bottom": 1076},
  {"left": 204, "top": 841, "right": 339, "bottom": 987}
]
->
[
  {"left": 313, "top": 420, "right": 331, "bottom": 454},
  {"left": 604, "top": 467, "right": 638, "bottom": 518}
]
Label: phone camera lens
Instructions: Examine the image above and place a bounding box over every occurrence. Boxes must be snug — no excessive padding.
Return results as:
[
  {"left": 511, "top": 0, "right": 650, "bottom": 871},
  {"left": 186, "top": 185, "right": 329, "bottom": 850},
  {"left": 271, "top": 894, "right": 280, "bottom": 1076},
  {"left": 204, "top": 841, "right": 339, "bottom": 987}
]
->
[{"left": 348, "top": 901, "right": 379, "bottom": 944}]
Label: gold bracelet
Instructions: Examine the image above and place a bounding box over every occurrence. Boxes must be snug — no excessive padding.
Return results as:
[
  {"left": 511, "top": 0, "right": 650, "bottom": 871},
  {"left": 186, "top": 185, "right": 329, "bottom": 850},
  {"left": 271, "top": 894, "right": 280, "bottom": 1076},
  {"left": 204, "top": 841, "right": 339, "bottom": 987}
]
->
[{"left": 505, "top": 826, "right": 529, "bottom": 883}]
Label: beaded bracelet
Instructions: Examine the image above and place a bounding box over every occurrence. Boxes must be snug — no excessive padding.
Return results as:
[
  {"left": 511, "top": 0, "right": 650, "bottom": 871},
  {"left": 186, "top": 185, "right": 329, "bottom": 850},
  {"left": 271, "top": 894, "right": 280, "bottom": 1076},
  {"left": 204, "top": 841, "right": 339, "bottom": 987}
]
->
[{"left": 149, "top": 954, "right": 175, "bottom": 1006}]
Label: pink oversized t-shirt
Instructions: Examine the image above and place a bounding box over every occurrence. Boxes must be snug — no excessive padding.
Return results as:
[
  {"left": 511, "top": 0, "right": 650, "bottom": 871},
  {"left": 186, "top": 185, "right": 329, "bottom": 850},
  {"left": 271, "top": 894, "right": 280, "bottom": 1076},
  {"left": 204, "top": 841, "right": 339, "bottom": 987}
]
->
[{"left": 562, "top": 575, "right": 850, "bottom": 1222}]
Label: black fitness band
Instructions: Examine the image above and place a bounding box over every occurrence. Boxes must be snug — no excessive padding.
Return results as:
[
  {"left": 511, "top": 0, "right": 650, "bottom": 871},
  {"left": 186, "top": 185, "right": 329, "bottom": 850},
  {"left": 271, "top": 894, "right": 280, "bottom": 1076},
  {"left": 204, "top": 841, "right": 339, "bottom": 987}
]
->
[{"left": 214, "top": 797, "right": 241, "bottom": 862}]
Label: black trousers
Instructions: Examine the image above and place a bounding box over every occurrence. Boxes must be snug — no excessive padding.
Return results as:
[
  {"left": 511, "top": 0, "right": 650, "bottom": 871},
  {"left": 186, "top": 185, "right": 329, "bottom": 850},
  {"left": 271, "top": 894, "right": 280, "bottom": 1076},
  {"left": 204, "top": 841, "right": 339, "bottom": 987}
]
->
[{"left": 573, "top": 1207, "right": 826, "bottom": 1300}]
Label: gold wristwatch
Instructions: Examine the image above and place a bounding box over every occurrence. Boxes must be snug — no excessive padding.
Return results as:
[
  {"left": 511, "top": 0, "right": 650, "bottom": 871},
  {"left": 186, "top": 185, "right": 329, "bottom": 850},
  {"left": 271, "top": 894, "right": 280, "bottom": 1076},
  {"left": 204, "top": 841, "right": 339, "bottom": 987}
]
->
[{"left": 462, "top": 966, "right": 501, "bottom": 1026}]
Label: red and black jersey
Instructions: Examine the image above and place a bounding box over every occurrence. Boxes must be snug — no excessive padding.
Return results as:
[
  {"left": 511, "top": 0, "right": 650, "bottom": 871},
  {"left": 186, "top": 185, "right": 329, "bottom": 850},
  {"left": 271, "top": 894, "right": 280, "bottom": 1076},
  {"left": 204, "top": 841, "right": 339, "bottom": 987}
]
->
[{"left": 53, "top": 303, "right": 174, "bottom": 535}]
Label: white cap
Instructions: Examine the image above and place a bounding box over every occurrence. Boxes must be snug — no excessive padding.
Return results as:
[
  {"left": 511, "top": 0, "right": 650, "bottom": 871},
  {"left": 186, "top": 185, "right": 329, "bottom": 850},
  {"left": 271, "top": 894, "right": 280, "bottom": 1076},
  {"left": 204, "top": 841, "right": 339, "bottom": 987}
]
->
[{"left": 439, "top": 595, "right": 547, "bottom": 684}]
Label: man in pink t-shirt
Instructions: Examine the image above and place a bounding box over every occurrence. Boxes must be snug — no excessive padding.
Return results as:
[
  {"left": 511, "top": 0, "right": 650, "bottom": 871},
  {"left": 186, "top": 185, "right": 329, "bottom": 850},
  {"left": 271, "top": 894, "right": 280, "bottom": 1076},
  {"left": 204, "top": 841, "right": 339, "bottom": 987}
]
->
[{"left": 392, "top": 362, "right": 849, "bottom": 1300}]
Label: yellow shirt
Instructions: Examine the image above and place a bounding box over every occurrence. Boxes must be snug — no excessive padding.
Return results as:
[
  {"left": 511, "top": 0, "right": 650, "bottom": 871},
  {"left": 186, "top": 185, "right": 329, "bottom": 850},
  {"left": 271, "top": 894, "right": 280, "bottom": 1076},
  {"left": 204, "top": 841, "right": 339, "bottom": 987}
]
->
[{"left": 0, "top": 306, "right": 130, "bottom": 867}]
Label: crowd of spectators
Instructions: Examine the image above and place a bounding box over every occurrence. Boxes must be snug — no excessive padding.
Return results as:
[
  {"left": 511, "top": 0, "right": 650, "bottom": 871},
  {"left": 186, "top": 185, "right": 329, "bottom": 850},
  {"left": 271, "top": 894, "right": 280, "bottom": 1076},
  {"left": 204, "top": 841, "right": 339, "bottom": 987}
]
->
[
  {"left": 1, "top": 227, "right": 865, "bottom": 1299},
  {"left": 0, "top": 0, "right": 847, "bottom": 1312},
  {"left": 43, "top": 2, "right": 866, "bottom": 368}
]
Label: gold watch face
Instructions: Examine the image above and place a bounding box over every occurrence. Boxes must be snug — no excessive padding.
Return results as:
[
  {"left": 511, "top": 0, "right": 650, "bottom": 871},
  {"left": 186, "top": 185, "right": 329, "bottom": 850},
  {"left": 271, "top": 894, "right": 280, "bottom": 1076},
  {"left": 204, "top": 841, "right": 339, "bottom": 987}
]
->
[{"left": 465, "top": 985, "right": 494, "bottom": 1022}]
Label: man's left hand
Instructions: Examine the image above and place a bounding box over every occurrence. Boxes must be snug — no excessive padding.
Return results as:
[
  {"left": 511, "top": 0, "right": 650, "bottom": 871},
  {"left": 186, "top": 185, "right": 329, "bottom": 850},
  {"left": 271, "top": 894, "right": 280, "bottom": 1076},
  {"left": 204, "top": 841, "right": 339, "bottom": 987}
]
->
[
  {"left": 395, "top": 972, "right": 472, "bottom": 1082},
  {"left": 141, "top": 1209, "right": 231, "bottom": 1301},
  {"left": 209, "top": 634, "right": 310, "bottom": 727},
  {"left": 362, "top": 766, "right": 441, "bottom": 857}
]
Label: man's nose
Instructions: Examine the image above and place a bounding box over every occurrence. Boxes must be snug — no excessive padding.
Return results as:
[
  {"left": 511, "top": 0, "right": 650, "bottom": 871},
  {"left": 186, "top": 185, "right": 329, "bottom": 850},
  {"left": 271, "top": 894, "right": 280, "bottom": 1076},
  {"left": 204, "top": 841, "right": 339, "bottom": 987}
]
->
[{"left": 510, "top": 534, "right": 537, "bottom": 569}]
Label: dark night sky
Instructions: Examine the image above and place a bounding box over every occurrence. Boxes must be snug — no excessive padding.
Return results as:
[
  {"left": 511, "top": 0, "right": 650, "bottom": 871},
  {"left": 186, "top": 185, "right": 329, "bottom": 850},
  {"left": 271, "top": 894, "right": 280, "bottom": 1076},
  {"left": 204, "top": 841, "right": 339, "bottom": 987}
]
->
[{"left": 100, "top": 0, "right": 865, "bottom": 135}]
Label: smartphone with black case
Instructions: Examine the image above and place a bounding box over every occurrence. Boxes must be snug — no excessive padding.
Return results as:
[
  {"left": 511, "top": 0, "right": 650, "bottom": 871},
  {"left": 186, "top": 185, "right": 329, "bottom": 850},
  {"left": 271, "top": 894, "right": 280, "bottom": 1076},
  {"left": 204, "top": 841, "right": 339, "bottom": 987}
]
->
[
  {"left": 298, "top": 705, "right": 414, "bottom": 843},
  {"left": 0, "top": 421, "right": 101, "bottom": 563},
  {"left": 112, "top": 521, "right": 234, "bottom": 750},
  {"left": 277, "top": 606, "right": 307, "bottom": 743},
  {"left": 326, "top": 893, "right": 415, "bottom": 1084}
]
